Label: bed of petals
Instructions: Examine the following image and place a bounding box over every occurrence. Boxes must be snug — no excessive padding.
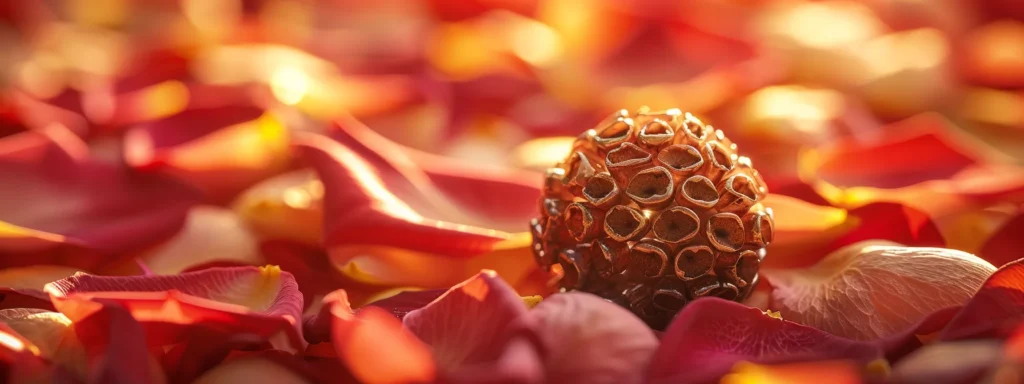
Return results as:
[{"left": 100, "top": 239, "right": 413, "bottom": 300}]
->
[{"left": 0, "top": 0, "right": 1023, "bottom": 383}]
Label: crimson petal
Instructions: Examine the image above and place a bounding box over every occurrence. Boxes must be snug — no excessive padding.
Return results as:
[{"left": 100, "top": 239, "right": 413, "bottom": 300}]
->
[
  {"left": 940, "top": 258, "right": 1024, "bottom": 341},
  {"left": 0, "top": 128, "right": 201, "bottom": 269},
  {"left": 648, "top": 298, "right": 881, "bottom": 384},
  {"left": 980, "top": 214, "right": 1024, "bottom": 268}
]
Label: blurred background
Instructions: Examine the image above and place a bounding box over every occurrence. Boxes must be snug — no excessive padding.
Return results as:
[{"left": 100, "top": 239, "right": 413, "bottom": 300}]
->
[{"left": 0, "top": 0, "right": 1021, "bottom": 301}]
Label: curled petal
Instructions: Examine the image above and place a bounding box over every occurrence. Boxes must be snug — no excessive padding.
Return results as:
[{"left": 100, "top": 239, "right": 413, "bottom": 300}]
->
[
  {"left": 648, "top": 298, "right": 880, "bottom": 384},
  {"left": 125, "top": 105, "right": 291, "bottom": 203},
  {"left": 941, "top": 259, "right": 1024, "bottom": 341},
  {"left": 531, "top": 292, "right": 657, "bottom": 384},
  {"left": 45, "top": 266, "right": 305, "bottom": 352},
  {"left": 0, "top": 128, "right": 200, "bottom": 268},
  {"left": 140, "top": 206, "right": 263, "bottom": 275},
  {"left": 294, "top": 132, "right": 507, "bottom": 257},
  {"left": 764, "top": 241, "right": 996, "bottom": 340},
  {"left": 404, "top": 271, "right": 530, "bottom": 371},
  {"left": 0, "top": 308, "right": 85, "bottom": 375}
]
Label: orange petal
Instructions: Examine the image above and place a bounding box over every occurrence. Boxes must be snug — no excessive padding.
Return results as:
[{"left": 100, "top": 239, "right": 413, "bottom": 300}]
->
[
  {"left": 722, "top": 360, "right": 866, "bottom": 384},
  {"left": 332, "top": 306, "right": 436, "bottom": 384}
]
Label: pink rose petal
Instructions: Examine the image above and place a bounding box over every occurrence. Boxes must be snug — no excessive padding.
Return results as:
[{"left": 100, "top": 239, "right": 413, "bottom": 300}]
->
[
  {"left": 648, "top": 298, "right": 880, "bottom": 384},
  {"left": 531, "top": 292, "right": 658, "bottom": 384},
  {"left": 764, "top": 241, "right": 996, "bottom": 340},
  {"left": 404, "top": 271, "right": 531, "bottom": 371}
]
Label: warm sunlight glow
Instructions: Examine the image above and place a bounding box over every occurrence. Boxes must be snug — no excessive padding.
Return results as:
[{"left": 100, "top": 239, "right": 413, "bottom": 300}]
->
[
  {"left": 271, "top": 67, "right": 311, "bottom": 105},
  {"left": 769, "top": 2, "right": 884, "bottom": 48}
]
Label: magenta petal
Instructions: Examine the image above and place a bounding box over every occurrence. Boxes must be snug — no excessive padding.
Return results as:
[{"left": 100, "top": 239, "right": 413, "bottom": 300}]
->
[
  {"left": 940, "top": 258, "right": 1024, "bottom": 341},
  {"left": 404, "top": 271, "right": 530, "bottom": 371},
  {"left": 648, "top": 298, "right": 880, "bottom": 384},
  {"left": 530, "top": 292, "right": 658, "bottom": 384}
]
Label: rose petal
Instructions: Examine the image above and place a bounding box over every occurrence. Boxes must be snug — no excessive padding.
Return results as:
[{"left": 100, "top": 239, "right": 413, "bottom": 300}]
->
[
  {"left": 0, "top": 308, "right": 85, "bottom": 375},
  {"left": 0, "top": 322, "right": 57, "bottom": 382},
  {"left": 720, "top": 360, "right": 867, "bottom": 384},
  {"left": 530, "top": 292, "right": 658, "bottom": 384},
  {"left": 125, "top": 105, "right": 291, "bottom": 203},
  {"left": 140, "top": 206, "right": 263, "bottom": 275},
  {"left": 764, "top": 194, "right": 945, "bottom": 269},
  {"left": 329, "top": 238, "right": 537, "bottom": 289},
  {"left": 44, "top": 266, "right": 305, "bottom": 352},
  {"left": 293, "top": 131, "right": 510, "bottom": 257},
  {"left": 363, "top": 289, "right": 447, "bottom": 320},
  {"left": 981, "top": 213, "right": 1024, "bottom": 268},
  {"left": 648, "top": 298, "right": 880, "bottom": 384},
  {"left": 72, "top": 301, "right": 166, "bottom": 384},
  {"left": 941, "top": 258, "right": 1024, "bottom": 341},
  {"left": 404, "top": 271, "right": 530, "bottom": 371},
  {"left": 802, "top": 113, "right": 1024, "bottom": 217},
  {"left": 0, "top": 127, "right": 200, "bottom": 268},
  {"left": 192, "top": 355, "right": 314, "bottom": 384},
  {"left": 259, "top": 241, "right": 346, "bottom": 310},
  {"left": 333, "top": 306, "right": 437, "bottom": 384},
  {"left": 232, "top": 169, "right": 323, "bottom": 245},
  {"left": 765, "top": 241, "right": 996, "bottom": 341},
  {"left": 890, "top": 340, "right": 1003, "bottom": 384},
  {"left": 327, "top": 116, "right": 541, "bottom": 234},
  {"left": 0, "top": 265, "right": 81, "bottom": 310}
]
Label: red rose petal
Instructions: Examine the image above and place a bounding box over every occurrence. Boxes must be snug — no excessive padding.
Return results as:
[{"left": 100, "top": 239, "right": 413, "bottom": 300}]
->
[
  {"left": 0, "top": 127, "right": 200, "bottom": 269},
  {"left": 648, "top": 298, "right": 881, "bottom": 384},
  {"left": 981, "top": 214, "right": 1024, "bottom": 268},
  {"left": 124, "top": 105, "right": 290, "bottom": 203},
  {"left": 941, "top": 258, "right": 1024, "bottom": 341},
  {"left": 73, "top": 302, "right": 164, "bottom": 384},
  {"left": 403, "top": 271, "right": 531, "bottom": 371},
  {"left": 328, "top": 115, "right": 541, "bottom": 234},
  {"left": 0, "top": 322, "right": 54, "bottom": 382},
  {"left": 812, "top": 114, "right": 985, "bottom": 189},
  {"left": 764, "top": 194, "right": 945, "bottom": 270},
  {"left": 530, "top": 292, "right": 658, "bottom": 384},
  {"left": 764, "top": 241, "right": 996, "bottom": 341},
  {"left": 292, "top": 131, "right": 512, "bottom": 257},
  {"left": 45, "top": 266, "right": 305, "bottom": 353}
]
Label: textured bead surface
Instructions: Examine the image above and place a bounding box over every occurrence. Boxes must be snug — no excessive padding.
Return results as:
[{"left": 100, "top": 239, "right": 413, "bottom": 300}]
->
[{"left": 531, "top": 107, "right": 774, "bottom": 329}]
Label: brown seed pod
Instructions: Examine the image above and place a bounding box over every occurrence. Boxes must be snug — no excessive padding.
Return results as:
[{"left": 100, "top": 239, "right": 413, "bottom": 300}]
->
[{"left": 531, "top": 107, "right": 773, "bottom": 329}]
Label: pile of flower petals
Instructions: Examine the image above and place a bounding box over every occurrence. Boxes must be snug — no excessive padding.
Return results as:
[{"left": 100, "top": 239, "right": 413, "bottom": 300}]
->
[{"left": 0, "top": 0, "right": 1023, "bottom": 383}]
